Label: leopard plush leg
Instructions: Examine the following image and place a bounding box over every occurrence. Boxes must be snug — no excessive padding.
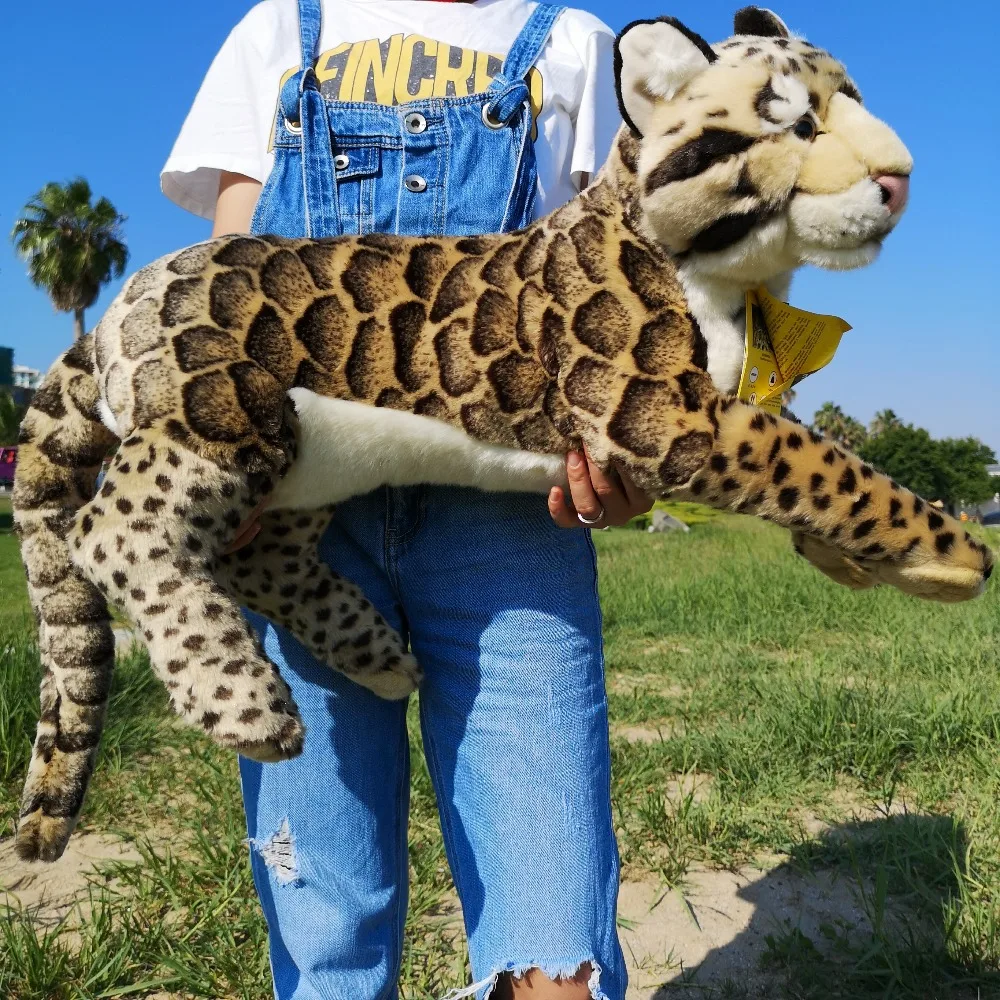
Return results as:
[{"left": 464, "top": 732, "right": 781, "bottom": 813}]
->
[
  {"left": 671, "top": 399, "right": 993, "bottom": 602},
  {"left": 790, "top": 531, "right": 878, "bottom": 590},
  {"left": 215, "top": 508, "right": 421, "bottom": 699},
  {"left": 591, "top": 388, "right": 991, "bottom": 603},
  {"left": 12, "top": 338, "right": 118, "bottom": 861},
  {"left": 68, "top": 432, "right": 305, "bottom": 763}
]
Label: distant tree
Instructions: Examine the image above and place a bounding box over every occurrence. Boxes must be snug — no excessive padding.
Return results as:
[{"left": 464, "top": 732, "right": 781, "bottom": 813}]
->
[
  {"left": 869, "top": 408, "right": 902, "bottom": 438},
  {"left": 11, "top": 178, "right": 128, "bottom": 340},
  {"left": 779, "top": 387, "right": 801, "bottom": 423},
  {"left": 938, "top": 437, "right": 997, "bottom": 506},
  {"left": 812, "top": 402, "right": 868, "bottom": 450},
  {"left": 813, "top": 402, "right": 996, "bottom": 509},
  {"left": 859, "top": 424, "right": 946, "bottom": 500},
  {"left": 841, "top": 416, "right": 869, "bottom": 452},
  {"left": 0, "top": 393, "right": 24, "bottom": 447},
  {"left": 812, "top": 402, "right": 849, "bottom": 442}
]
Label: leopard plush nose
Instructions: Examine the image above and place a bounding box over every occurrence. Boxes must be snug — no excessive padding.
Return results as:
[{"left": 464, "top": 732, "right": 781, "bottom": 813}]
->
[{"left": 875, "top": 174, "right": 909, "bottom": 215}]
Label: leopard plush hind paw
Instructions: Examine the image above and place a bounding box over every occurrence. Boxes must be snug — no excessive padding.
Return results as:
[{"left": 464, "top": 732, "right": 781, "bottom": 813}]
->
[
  {"left": 355, "top": 651, "right": 422, "bottom": 700},
  {"left": 216, "top": 508, "right": 422, "bottom": 700}
]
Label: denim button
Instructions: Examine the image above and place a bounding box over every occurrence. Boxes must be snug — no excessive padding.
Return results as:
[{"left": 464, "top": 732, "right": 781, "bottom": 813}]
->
[
  {"left": 334, "top": 154, "right": 350, "bottom": 170},
  {"left": 403, "top": 112, "right": 427, "bottom": 134},
  {"left": 404, "top": 175, "right": 428, "bottom": 193}
]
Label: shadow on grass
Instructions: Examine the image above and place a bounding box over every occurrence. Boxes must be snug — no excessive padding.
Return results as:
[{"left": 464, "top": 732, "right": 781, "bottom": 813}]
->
[{"left": 655, "top": 813, "right": 1000, "bottom": 999}]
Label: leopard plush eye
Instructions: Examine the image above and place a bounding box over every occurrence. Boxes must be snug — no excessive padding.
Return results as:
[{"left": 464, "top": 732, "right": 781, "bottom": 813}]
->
[{"left": 793, "top": 116, "right": 817, "bottom": 141}]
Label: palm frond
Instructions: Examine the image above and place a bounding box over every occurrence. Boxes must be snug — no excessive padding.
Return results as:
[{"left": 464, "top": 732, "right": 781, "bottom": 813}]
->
[{"left": 9, "top": 178, "right": 129, "bottom": 327}]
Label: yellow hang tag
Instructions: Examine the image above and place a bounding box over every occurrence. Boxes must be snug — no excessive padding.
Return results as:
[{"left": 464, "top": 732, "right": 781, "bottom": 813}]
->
[{"left": 736, "top": 287, "right": 852, "bottom": 413}]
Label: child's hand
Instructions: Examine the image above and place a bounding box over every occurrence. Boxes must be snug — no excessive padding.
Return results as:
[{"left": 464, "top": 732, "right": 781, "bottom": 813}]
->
[
  {"left": 224, "top": 448, "right": 654, "bottom": 551},
  {"left": 548, "top": 449, "right": 653, "bottom": 529},
  {"left": 222, "top": 496, "right": 269, "bottom": 554}
]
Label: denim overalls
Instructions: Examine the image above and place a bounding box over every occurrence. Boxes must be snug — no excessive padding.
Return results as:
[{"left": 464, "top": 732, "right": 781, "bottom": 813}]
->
[{"left": 239, "top": 3, "right": 625, "bottom": 998}]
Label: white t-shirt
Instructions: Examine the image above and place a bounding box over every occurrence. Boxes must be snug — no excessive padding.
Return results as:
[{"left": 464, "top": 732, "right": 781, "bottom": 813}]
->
[{"left": 161, "top": 0, "right": 620, "bottom": 222}]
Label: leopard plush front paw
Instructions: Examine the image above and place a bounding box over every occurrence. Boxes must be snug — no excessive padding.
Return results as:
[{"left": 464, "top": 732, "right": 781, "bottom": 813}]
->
[
  {"left": 793, "top": 528, "right": 993, "bottom": 603},
  {"left": 871, "top": 536, "right": 993, "bottom": 603},
  {"left": 792, "top": 531, "right": 877, "bottom": 591}
]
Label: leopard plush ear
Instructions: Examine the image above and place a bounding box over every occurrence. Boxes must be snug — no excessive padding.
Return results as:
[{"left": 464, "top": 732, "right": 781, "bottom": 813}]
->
[
  {"left": 614, "top": 17, "right": 717, "bottom": 138},
  {"left": 733, "top": 7, "right": 790, "bottom": 38}
]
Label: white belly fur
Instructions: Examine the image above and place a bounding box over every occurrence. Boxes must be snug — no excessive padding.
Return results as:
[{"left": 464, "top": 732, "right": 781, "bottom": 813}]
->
[{"left": 268, "top": 388, "right": 568, "bottom": 510}]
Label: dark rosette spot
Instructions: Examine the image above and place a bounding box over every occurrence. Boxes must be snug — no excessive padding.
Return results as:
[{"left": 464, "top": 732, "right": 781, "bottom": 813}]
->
[
  {"left": 294, "top": 295, "right": 350, "bottom": 369},
  {"left": 489, "top": 352, "right": 551, "bottom": 414},
  {"left": 404, "top": 242, "right": 449, "bottom": 300},
  {"left": 160, "top": 277, "right": 204, "bottom": 328},
  {"left": 389, "top": 301, "right": 429, "bottom": 392},
  {"left": 174, "top": 326, "right": 240, "bottom": 373},
  {"left": 573, "top": 291, "right": 632, "bottom": 359},
  {"left": 260, "top": 248, "right": 315, "bottom": 313},
  {"left": 608, "top": 378, "right": 680, "bottom": 458},
  {"left": 182, "top": 371, "right": 251, "bottom": 442},
  {"left": 471, "top": 289, "right": 517, "bottom": 356},
  {"left": 214, "top": 237, "right": 271, "bottom": 268}
]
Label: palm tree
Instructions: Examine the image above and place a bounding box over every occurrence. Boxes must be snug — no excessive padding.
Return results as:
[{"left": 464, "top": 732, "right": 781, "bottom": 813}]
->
[
  {"left": 11, "top": 178, "right": 128, "bottom": 340},
  {"left": 869, "top": 408, "right": 902, "bottom": 439},
  {"left": 811, "top": 402, "right": 868, "bottom": 450},
  {"left": 841, "top": 416, "right": 869, "bottom": 451},
  {"left": 812, "top": 402, "right": 848, "bottom": 443}
]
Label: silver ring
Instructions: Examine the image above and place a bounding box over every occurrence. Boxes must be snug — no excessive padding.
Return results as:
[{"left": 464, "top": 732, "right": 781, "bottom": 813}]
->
[
  {"left": 576, "top": 505, "right": 606, "bottom": 527},
  {"left": 481, "top": 103, "right": 506, "bottom": 129}
]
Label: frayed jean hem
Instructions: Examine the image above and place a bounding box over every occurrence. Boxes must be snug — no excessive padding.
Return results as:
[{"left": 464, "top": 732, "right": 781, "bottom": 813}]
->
[{"left": 441, "top": 958, "right": 608, "bottom": 1000}]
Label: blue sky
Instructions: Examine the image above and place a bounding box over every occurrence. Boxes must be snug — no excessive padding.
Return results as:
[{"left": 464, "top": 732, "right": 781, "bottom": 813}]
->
[{"left": 1, "top": 0, "right": 996, "bottom": 451}]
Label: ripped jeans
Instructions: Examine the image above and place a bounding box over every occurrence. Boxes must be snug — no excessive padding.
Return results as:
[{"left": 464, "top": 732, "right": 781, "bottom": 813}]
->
[{"left": 239, "top": 485, "right": 625, "bottom": 1000}]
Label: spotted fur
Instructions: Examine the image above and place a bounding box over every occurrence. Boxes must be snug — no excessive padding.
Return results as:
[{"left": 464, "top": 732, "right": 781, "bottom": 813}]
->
[{"left": 13, "top": 9, "right": 992, "bottom": 861}]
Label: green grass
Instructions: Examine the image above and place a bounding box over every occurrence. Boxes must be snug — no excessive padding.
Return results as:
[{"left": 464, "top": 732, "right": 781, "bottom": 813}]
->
[
  {"left": 0, "top": 494, "right": 30, "bottom": 628},
  {"left": 1, "top": 514, "right": 999, "bottom": 998}
]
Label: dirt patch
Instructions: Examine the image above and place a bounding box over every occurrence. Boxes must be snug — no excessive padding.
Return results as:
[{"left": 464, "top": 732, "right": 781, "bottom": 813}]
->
[
  {"left": 608, "top": 670, "right": 689, "bottom": 699},
  {"left": 0, "top": 828, "right": 906, "bottom": 999},
  {"left": 663, "top": 772, "right": 712, "bottom": 805},
  {"left": 618, "top": 861, "right": 876, "bottom": 998},
  {"left": 797, "top": 785, "right": 913, "bottom": 838},
  {"left": 0, "top": 831, "right": 143, "bottom": 928},
  {"left": 613, "top": 723, "right": 677, "bottom": 744}
]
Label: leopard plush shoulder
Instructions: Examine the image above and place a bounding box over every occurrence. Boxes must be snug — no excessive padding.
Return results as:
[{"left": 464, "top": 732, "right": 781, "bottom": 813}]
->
[{"left": 13, "top": 8, "right": 992, "bottom": 861}]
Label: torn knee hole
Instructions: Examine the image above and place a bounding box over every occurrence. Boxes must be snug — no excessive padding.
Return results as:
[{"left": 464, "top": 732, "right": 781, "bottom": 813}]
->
[{"left": 248, "top": 817, "right": 299, "bottom": 885}]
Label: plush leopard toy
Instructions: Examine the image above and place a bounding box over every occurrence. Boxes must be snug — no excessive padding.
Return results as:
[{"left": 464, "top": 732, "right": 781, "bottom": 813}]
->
[{"left": 13, "top": 8, "right": 993, "bottom": 861}]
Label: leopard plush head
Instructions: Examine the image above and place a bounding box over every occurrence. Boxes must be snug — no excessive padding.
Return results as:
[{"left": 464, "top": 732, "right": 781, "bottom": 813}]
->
[{"left": 614, "top": 7, "right": 913, "bottom": 282}]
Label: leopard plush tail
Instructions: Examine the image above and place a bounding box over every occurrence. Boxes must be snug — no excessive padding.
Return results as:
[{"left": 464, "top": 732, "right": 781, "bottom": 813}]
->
[
  {"left": 12, "top": 337, "right": 119, "bottom": 861},
  {"left": 673, "top": 398, "right": 993, "bottom": 602}
]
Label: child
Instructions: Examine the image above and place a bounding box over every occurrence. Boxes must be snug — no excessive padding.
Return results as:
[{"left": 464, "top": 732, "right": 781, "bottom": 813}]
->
[{"left": 162, "top": 2, "right": 649, "bottom": 996}]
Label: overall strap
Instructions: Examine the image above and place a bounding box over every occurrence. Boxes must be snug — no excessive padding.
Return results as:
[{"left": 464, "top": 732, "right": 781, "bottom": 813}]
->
[
  {"left": 279, "top": 0, "right": 323, "bottom": 127},
  {"left": 278, "top": 0, "right": 341, "bottom": 237},
  {"left": 485, "top": 3, "right": 565, "bottom": 125},
  {"left": 295, "top": 0, "right": 323, "bottom": 74}
]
